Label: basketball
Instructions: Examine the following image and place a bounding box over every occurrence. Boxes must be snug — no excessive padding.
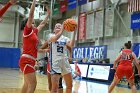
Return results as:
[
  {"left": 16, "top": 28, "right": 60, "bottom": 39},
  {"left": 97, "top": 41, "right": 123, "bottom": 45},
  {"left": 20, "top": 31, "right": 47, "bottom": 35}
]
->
[{"left": 63, "top": 18, "right": 77, "bottom": 32}]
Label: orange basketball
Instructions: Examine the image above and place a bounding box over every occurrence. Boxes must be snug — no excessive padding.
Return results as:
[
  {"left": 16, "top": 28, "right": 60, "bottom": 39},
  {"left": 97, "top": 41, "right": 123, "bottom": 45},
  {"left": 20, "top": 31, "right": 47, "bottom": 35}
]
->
[{"left": 63, "top": 18, "right": 77, "bottom": 32}]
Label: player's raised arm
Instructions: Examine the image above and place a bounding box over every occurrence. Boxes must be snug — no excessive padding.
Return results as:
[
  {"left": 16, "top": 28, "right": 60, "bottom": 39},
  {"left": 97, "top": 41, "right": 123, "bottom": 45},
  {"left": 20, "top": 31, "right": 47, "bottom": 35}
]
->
[
  {"left": 0, "top": 0, "right": 17, "bottom": 18},
  {"left": 38, "top": 40, "right": 50, "bottom": 53},
  {"left": 37, "top": 5, "right": 50, "bottom": 32},
  {"left": 27, "top": 0, "right": 36, "bottom": 28}
]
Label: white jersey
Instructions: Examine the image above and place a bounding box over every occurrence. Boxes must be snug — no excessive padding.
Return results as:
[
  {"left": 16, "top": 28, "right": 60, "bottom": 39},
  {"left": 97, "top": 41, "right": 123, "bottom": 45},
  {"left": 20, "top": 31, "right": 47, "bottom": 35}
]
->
[{"left": 48, "top": 33, "right": 70, "bottom": 62}]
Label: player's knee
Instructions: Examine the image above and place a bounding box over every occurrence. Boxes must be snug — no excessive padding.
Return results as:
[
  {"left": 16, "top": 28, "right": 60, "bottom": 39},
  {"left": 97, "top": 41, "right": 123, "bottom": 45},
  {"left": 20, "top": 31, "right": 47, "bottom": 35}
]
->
[
  {"left": 112, "top": 81, "right": 118, "bottom": 86},
  {"left": 66, "top": 82, "right": 72, "bottom": 89},
  {"left": 129, "top": 82, "right": 135, "bottom": 87}
]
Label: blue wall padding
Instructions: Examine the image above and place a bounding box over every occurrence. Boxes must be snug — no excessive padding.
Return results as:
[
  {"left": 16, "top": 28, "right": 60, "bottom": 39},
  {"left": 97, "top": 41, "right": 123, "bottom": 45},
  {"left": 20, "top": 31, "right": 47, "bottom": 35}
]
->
[{"left": 0, "top": 47, "right": 20, "bottom": 68}]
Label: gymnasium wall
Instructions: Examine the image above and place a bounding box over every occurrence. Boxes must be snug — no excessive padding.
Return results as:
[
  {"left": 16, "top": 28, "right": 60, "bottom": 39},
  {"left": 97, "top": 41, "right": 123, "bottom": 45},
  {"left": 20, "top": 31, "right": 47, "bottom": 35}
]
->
[
  {"left": 0, "top": 13, "right": 15, "bottom": 47},
  {"left": 103, "top": 4, "right": 132, "bottom": 63},
  {"left": 77, "top": 1, "right": 139, "bottom": 63}
]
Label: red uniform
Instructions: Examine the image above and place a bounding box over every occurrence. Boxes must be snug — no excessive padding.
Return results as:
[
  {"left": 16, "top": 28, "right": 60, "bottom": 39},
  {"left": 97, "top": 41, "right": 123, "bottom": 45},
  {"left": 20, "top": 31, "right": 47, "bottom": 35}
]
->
[
  {"left": 19, "top": 24, "right": 38, "bottom": 74},
  {"left": 115, "top": 49, "right": 134, "bottom": 80},
  {"left": 0, "top": 2, "right": 12, "bottom": 18},
  {"left": 75, "top": 65, "right": 81, "bottom": 75}
]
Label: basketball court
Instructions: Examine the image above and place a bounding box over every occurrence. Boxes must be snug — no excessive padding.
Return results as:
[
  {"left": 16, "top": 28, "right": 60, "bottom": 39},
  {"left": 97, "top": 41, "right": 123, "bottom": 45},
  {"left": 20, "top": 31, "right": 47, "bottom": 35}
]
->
[
  {"left": 0, "top": 68, "right": 139, "bottom": 93},
  {"left": 0, "top": 0, "right": 140, "bottom": 93}
]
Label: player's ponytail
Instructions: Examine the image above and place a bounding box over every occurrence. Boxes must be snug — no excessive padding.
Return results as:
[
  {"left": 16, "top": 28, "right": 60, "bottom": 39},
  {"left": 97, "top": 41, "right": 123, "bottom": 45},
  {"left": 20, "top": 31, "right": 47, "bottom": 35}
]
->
[{"left": 124, "top": 41, "right": 131, "bottom": 49}]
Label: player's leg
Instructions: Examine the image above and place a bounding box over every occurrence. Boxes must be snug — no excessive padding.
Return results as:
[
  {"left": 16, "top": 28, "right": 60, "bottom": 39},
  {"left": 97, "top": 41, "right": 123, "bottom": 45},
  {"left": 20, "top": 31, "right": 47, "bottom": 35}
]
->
[
  {"left": 61, "top": 59, "right": 73, "bottom": 93},
  {"left": 128, "top": 79, "right": 137, "bottom": 93},
  {"left": 63, "top": 73, "right": 73, "bottom": 93},
  {"left": 126, "top": 67, "right": 136, "bottom": 93},
  {"left": 51, "top": 74, "right": 61, "bottom": 93},
  {"left": 21, "top": 75, "right": 28, "bottom": 93},
  {"left": 108, "top": 77, "right": 120, "bottom": 93},
  {"left": 47, "top": 73, "right": 52, "bottom": 92},
  {"left": 109, "top": 67, "right": 123, "bottom": 93},
  {"left": 19, "top": 59, "right": 37, "bottom": 93},
  {"left": 25, "top": 72, "right": 37, "bottom": 93}
]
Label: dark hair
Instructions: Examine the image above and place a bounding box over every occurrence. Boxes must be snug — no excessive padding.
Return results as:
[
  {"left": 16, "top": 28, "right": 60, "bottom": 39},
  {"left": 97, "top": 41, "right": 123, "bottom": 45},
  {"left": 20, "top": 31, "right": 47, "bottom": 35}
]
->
[
  {"left": 124, "top": 41, "right": 131, "bottom": 49},
  {"left": 20, "top": 19, "right": 28, "bottom": 30},
  {"left": 128, "top": 41, "right": 131, "bottom": 44}
]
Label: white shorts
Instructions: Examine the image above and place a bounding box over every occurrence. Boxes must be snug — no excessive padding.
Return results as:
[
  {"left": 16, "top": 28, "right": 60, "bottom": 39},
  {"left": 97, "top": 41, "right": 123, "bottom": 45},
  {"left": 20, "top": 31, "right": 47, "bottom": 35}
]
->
[{"left": 51, "top": 58, "right": 71, "bottom": 76}]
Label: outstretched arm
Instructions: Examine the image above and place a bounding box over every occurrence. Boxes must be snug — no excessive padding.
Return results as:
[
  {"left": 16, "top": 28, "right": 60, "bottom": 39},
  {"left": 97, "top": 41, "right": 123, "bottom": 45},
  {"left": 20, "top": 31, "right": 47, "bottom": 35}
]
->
[
  {"left": 66, "top": 28, "right": 77, "bottom": 48},
  {"left": 66, "top": 44, "right": 73, "bottom": 63},
  {"left": 70, "top": 30, "right": 76, "bottom": 47},
  {"left": 27, "top": 0, "right": 36, "bottom": 28},
  {"left": 0, "top": 0, "right": 17, "bottom": 18},
  {"left": 38, "top": 40, "right": 49, "bottom": 53},
  {"left": 37, "top": 5, "right": 50, "bottom": 32}
]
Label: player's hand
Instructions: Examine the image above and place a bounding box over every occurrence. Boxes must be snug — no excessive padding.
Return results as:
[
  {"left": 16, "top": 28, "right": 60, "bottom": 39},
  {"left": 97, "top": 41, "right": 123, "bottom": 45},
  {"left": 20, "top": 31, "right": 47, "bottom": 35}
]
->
[
  {"left": 10, "top": 0, "right": 17, "bottom": 4},
  {"left": 46, "top": 5, "right": 50, "bottom": 15}
]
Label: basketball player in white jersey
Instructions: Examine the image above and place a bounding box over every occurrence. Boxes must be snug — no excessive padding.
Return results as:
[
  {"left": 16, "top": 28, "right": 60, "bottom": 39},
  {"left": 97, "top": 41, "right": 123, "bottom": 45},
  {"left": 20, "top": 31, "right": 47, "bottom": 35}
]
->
[{"left": 47, "top": 23, "right": 76, "bottom": 93}]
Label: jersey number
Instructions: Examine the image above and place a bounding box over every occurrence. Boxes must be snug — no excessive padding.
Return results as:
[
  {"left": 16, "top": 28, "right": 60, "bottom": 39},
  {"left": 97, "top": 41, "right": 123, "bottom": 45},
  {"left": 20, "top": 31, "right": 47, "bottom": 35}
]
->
[
  {"left": 126, "top": 54, "right": 131, "bottom": 60},
  {"left": 57, "top": 46, "right": 63, "bottom": 53},
  {"left": 122, "top": 53, "right": 132, "bottom": 60}
]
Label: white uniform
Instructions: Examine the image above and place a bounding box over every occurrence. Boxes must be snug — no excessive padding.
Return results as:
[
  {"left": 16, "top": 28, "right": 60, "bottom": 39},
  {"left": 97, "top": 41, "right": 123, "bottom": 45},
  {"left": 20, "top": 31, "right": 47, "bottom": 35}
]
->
[{"left": 48, "top": 33, "right": 71, "bottom": 75}]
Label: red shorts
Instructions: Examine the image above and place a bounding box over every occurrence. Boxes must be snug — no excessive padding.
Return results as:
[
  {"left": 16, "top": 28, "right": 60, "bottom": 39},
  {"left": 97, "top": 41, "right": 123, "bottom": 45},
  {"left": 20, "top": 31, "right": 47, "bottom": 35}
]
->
[
  {"left": 115, "top": 65, "right": 134, "bottom": 80},
  {"left": 19, "top": 56, "right": 36, "bottom": 74}
]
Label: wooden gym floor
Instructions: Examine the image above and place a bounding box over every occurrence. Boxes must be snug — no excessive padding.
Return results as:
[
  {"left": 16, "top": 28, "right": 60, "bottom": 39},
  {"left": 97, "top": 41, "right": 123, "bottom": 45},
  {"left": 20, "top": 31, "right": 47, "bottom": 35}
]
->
[{"left": 0, "top": 68, "right": 139, "bottom": 93}]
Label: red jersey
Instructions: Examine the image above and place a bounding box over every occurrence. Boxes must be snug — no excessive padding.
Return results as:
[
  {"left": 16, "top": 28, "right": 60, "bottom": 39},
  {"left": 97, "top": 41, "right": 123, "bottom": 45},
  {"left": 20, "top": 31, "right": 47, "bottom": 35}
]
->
[
  {"left": 22, "top": 24, "right": 39, "bottom": 58},
  {"left": 115, "top": 49, "right": 134, "bottom": 80},
  {"left": 75, "top": 65, "right": 81, "bottom": 75},
  {"left": 119, "top": 49, "right": 133, "bottom": 66},
  {"left": 0, "top": 2, "right": 12, "bottom": 18}
]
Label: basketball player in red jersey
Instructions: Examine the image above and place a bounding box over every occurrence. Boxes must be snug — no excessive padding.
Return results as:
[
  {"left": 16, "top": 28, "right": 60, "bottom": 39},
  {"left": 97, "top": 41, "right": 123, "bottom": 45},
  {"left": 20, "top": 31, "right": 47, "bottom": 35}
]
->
[
  {"left": 0, "top": 0, "right": 17, "bottom": 20},
  {"left": 19, "top": 0, "right": 50, "bottom": 92},
  {"left": 73, "top": 62, "right": 81, "bottom": 79},
  {"left": 109, "top": 42, "right": 140, "bottom": 93}
]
